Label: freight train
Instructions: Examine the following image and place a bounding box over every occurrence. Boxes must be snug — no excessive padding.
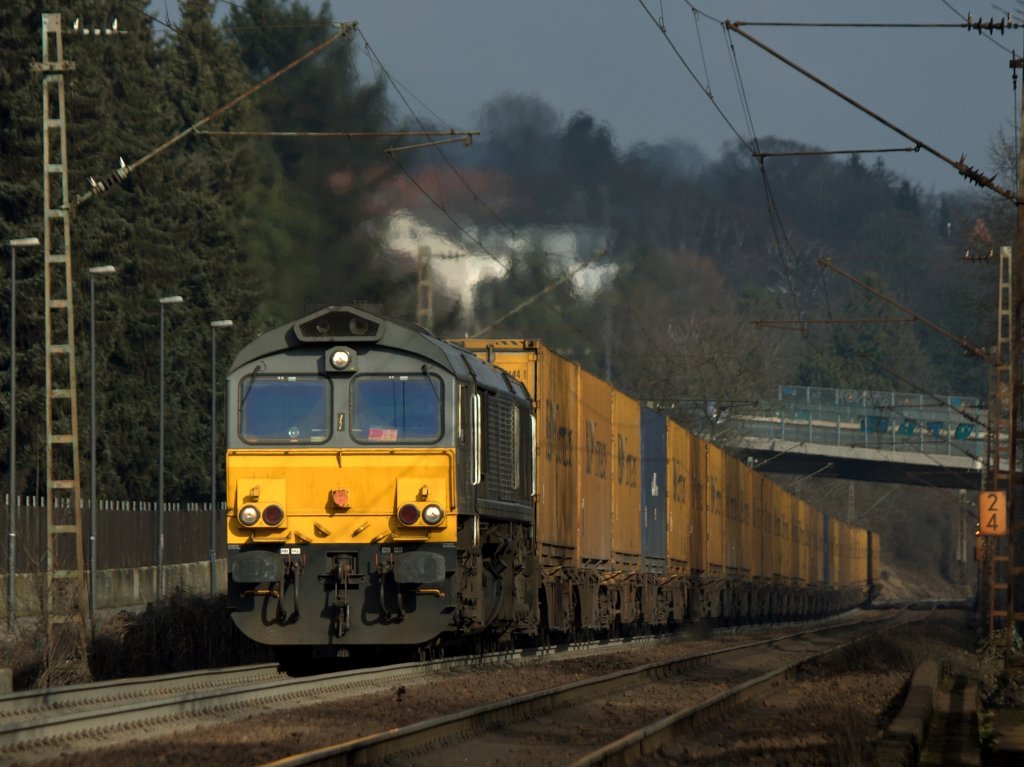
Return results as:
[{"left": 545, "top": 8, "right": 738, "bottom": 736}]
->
[{"left": 224, "top": 305, "right": 880, "bottom": 665}]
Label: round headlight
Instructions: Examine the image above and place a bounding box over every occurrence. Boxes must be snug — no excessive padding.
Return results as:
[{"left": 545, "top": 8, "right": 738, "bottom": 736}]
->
[
  {"left": 397, "top": 504, "right": 420, "bottom": 526},
  {"left": 331, "top": 349, "right": 351, "bottom": 369},
  {"left": 262, "top": 504, "right": 285, "bottom": 527},
  {"left": 238, "top": 505, "right": 260, "bottom": 526},
  {"left": 422, "top": 504, "right": 444, "bottom": 525}
]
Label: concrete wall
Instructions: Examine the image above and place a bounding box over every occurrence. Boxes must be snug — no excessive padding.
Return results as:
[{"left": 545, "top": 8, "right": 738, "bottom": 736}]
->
[{"left": 0, "top": 559, "right": 228, "bottom": 621}]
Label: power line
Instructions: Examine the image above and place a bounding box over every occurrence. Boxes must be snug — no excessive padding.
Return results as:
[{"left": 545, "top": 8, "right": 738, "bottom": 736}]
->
[
  {"left": 352, "top": 32, "right": 644, "bottom": 348},
  {"left": 724, "top": 20, "right": 1018, "bottom": 200},
  {"left": 357, "top": 29, "right": 519, "bottom": 243},
  {"left": 635, "top": 0, "right": 752, "bottom": 152},
  {"left": 75, "top": 22, "right": 357, "bottom": 207}
]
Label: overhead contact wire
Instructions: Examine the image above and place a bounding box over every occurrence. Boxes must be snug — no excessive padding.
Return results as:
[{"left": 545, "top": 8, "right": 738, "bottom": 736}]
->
[
  {"left": 355, "top": 34, "right": 628, "bottom": 346},
  {"left": 636, "top": 0, "right": 752, "bottom": 151},
  {"left": 722, "top": 21, "right": 805, "bottom": 324},
  {"left": 358, "top": 30, "right": 518, "bottom": 244}
]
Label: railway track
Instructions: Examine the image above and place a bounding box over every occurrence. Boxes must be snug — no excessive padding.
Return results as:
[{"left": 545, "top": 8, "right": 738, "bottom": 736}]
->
[
  {"left": 0, "top": 658, "right": 441, "bottom": 755},
  {"left": 258, "top": 610, "right": 914, "bottom": 767},
  {"left": 2, "top": 609, "right": 922, "bottom": 765},
  {"left": 0, "top": 630, "right": 672, "bottom": 759},
  {"left": 0, "top": 663, "right": 280, "bottom": 720}
]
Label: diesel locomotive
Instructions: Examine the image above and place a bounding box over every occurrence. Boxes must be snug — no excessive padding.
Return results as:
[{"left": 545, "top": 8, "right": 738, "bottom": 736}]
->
[{"left": 224, "top": 305, "right": 879, "bottom": 664}]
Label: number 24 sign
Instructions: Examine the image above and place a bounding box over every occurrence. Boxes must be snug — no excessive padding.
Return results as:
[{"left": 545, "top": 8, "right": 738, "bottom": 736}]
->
[{"left": 980, "top": 491, "right": 1007, "bottom": 536}]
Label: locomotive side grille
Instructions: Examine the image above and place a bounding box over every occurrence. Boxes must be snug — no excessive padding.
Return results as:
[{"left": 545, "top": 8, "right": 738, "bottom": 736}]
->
[
  {"left": 295, "top": 309, "right": 382, "bottom": 342},
  {"left": 485, "top": 394, "right": 518, "bottom": 500}
]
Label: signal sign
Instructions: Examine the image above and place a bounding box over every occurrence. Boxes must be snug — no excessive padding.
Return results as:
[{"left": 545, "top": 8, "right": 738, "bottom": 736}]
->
[{"left": 979, "top": 491, "right": 1007, "bottom": 536}]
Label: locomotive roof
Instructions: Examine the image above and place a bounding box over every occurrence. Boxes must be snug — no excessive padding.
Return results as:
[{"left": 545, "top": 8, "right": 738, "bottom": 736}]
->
[{"left": 229, "top": 305, "right": 525, "bottom": 401}]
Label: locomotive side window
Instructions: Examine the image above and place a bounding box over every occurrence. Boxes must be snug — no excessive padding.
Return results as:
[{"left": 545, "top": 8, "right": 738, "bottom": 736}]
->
[
  {"left": 472, "top": 392, "right": 482, "bottom": 485},
  {"left": 350, "top": 375, "right": 443, "bottom": 443},
  {"left": 239, "top": 376, "right": 330, "bottom": 443},
  {"left": 530, "top": 413, "right": 537, "bottom": 497}
]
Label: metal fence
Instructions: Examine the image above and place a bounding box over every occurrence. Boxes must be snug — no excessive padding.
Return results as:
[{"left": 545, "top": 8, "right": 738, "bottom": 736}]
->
[
  {"left": 778, "top": 384, "right": 984, "bottom": 412},
  {"left": 729, "top": 385, "right": 987, "bottom": 460},
  {"left": 1, "top": 495, "right": 225, "bottom": 574}
]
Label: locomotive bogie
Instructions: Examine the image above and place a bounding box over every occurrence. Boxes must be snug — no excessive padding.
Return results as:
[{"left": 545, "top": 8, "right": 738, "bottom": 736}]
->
[{"left": 229, "top": 540, "right": 459, "bottom": 647}]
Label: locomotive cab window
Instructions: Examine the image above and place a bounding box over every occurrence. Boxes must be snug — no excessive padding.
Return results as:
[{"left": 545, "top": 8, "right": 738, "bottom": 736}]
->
[
  {"left": 239, "top": 376, "right": 330, "bottom": 443},
  {"left": 351, "top": 375, "right": 443, "bottom": 443}
]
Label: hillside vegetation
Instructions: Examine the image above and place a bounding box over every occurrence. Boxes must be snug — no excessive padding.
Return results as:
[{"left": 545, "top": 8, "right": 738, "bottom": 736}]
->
[{"left": 0, "top": 0, "right": 1000, "bottom": 595}]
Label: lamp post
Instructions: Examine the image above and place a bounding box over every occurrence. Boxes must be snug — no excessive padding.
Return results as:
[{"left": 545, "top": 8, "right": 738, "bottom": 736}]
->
[
  {"left": 7, "top": 236, "right": 40, "bottom": 631},
  {"left": 157, "top": 295, "right": 184, "bottom": 601},
  {"left": 87, "top": 265, "right": 116, "bottom": 633},
  {"left": 209, "top": 319, "right": 233, "bottom": 596}
]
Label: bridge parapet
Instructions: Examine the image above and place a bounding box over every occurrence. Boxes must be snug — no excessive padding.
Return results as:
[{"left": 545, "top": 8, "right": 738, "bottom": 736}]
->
[{"left": 729, "top": 384, "right": 986, "bottom": 462}]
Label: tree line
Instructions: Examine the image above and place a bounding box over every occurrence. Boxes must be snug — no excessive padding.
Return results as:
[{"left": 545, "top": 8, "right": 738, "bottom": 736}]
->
[{"left": 0, "top": 0, "right": 1004, "bottom": 505}]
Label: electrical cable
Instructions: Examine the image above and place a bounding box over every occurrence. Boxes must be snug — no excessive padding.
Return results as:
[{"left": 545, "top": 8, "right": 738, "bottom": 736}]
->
[
  {"left": 353, "top": 29, "right": 627, "bottom": 346},
  {"left": 940, "top": 0, "right": 1015, "bottom": 54},
  {"left": 358, "top": 29, "right": 518, "bottom": 242},
  {"left": 635, "top": 0, "right": 752, "bottom": 151}
]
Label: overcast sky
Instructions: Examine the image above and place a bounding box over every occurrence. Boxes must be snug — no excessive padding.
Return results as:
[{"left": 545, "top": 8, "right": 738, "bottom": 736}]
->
[{"left": 329, "top": 0, "right": 1018, "bottom": 193}]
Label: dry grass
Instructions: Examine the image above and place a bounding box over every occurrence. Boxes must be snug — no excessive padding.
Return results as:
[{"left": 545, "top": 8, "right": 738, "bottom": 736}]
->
[
  {"left": 1, "top": 590, "right": 273, "bottom": 690},
  {"left": 89, "top": 590, "right": 273, "bottom": 680}
]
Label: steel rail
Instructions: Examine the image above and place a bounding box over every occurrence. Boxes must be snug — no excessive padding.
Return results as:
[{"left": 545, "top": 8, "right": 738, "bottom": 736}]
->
[
  {"left": 0, "top": 632, "right": 668, "bottom": 753},
  {"left": 0, "top": 663, "right": 279, "bottom": 718},
  {"left": 0, "top": 659, "right": 438, "bottom": 751},
  {"left": 569, "top": 614, "right": 922, "bottom": 767},
  {"left": 259, "top": 612, "right": 903, "bottom": 767}
]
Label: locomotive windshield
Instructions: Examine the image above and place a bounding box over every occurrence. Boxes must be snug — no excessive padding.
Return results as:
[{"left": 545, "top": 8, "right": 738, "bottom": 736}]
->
[
  {"left": 239, "top": 376, "right": 330, "bottom": 443},
  {"left": 351, "top": 375, "right": 442, "bottom": 443}
]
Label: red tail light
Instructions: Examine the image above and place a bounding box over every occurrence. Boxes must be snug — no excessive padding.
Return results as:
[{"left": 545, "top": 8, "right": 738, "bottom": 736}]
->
[
  {"left": 397, "top": 504, "right": 420, "bottom": 525},
  {"left": 262, "top": 504, "right": 285, "bottom": 526}
]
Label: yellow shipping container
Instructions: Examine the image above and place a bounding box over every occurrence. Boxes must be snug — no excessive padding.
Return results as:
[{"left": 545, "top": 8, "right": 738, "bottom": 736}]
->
[
  {"left": 870, "top": 531, "right": 882, "bottom": 585},
  {"left": 772, "top": 485, "right": 791, "bottom": 581},
  {"left": 832, "top": 518, "right": 850, "bottom": 588},
  {"left": 788, "top": 495, "right": 800, "bottom": 584},
  {"left": 852, "top": 527, "right": 869, "bottom": 588},
  {"left": 689, "top": 433, "right": 706, "bottom": 574},
  {"left": 456, "top": 339, "right": 577, "bottom": 566},
  {"left": 760, "top": 478, "right": 777, "bottom": 580},
  {"left": 666, "top": 421, "right": 693, "bottom": 572},
  {"left": 796, "top": 499, "right": 810, "bottom": 585},
  {"left": 736, "top": 460, "right": 753, "bottom": 576},
  {"left": 771, "top": 482, "right": 783, "bottom": 579},
  {"left": 749, "top": 474, "right": 766, "bottom": 580},
  {"left": 703, "top": 440, "right": 726, "bottom": 572},
  {"left": 579, "top": 369, "right": 613, "bottom": 565},
  {"left": 724, "top": 455, "right": 742, "bottom": 571},
  {"left": 808, "top": 507, "right": 823, "bottom": 587}
]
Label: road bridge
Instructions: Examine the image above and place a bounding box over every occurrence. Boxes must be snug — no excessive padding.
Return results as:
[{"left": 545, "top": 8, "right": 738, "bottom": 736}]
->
[{"left": 719, "top": 385, "right": 985, "bottom": 490}]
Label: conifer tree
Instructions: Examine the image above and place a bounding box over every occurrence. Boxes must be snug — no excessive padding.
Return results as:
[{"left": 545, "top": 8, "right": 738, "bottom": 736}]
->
[
  {"left": 1, "top": 2, "right": 266, "bottom": 500},
  {"left": 225, "top": 0, "right": 403, "bottom": 320}
]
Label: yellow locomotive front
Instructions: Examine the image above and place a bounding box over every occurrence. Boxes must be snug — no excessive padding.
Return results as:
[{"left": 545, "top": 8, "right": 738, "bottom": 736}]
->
[{"left": 225, "top": 307, "right": 469, "bottom": 660}]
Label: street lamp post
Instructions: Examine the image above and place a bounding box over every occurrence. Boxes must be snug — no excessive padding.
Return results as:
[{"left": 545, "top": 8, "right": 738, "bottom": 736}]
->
[
  {"left": 157, "top": 295, "right": 184, "bottom": 601},
  {"left": 7, "top": 236, "right": 40, "bottom": 631},
  {"left": 87, "top": 265, "right": 116, "bottom": 633},
  {"left": 209, "top": 319, "right": 233, "bottom": 596}
]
